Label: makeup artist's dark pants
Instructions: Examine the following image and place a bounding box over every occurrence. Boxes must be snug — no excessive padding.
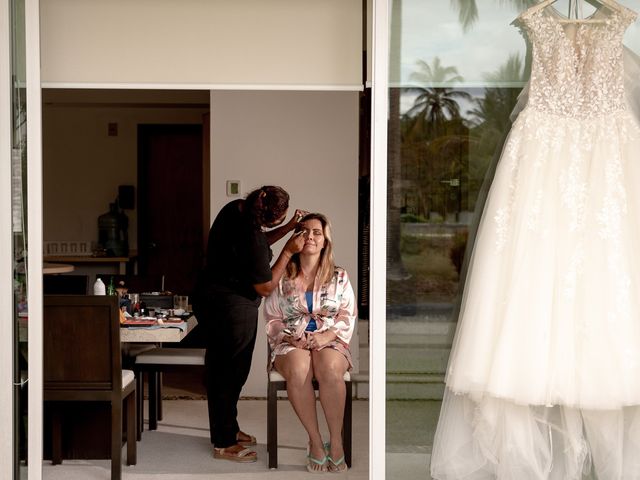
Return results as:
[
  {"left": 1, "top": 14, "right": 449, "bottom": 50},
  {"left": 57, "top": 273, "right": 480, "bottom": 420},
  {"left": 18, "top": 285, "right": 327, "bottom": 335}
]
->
[{"left": 194, "top": 288, "right": 259, "bottom": 448}]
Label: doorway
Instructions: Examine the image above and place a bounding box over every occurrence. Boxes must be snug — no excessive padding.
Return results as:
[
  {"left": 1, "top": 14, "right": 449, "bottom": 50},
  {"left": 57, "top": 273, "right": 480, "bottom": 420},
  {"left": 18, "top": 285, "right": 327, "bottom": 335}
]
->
[{"left": 137, "top": 123, "right": 207, "bottom": 296}]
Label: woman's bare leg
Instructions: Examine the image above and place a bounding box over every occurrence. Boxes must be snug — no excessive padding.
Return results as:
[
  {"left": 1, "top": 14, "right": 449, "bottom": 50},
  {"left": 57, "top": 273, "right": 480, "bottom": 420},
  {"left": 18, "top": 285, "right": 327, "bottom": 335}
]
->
[
  {"left": 274, "top": 349, "right": 325, "bottom": 463},
  {"left": 311, "top": 348, "right": 349, "bottom": 462}
]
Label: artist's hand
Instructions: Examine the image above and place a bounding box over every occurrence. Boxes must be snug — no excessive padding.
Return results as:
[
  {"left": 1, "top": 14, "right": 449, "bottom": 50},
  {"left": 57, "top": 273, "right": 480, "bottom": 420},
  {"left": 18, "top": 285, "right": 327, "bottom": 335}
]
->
[
  {"left": 283, "top": 228, "right": 305, "bottom": 256},
  {"left": 285, "top": 209, "right": 309, "bottom": 231}
]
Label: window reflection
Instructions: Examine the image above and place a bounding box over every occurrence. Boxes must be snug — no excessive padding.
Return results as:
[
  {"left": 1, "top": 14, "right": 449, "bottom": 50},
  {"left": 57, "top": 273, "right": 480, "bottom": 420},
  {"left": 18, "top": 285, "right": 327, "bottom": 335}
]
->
[
  {"left": 11, "top": 0, "right": 28, "bottom": 476},
  {"left": 386, "top": 0, "right": 640, "bottom": 476}
]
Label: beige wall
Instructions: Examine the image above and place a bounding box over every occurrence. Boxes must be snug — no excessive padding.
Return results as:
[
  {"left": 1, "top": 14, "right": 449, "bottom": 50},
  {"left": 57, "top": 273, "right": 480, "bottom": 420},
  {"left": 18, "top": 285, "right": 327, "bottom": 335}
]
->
[
  {"left": 209, "top": 90, "right": 360, "bottom": 396},
  {"left": 40, "top": 0, "right": 362, "bottom": 88}
]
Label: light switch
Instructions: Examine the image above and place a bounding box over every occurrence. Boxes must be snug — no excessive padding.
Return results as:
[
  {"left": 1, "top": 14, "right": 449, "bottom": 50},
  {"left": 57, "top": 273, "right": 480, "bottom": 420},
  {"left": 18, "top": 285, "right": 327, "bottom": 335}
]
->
[{"left": 226, "top": 180, "right": 241, "bottom": 197}]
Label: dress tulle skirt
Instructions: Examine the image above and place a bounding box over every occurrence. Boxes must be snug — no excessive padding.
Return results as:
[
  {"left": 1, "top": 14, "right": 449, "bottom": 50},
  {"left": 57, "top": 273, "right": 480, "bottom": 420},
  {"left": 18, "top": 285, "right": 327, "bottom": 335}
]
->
[
  {"left": 430, "top": 107, "right": 640, "bottom": 480},
  {"left": 431, "top": 388, "right": 640, "bottom": 480}
]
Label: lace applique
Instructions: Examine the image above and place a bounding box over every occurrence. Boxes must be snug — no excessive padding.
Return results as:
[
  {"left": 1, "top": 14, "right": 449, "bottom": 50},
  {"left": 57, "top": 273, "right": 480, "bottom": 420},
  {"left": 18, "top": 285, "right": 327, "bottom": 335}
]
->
[
  {"left": 492, "top": 106, "right": 639, "bottom": 248},
  {"left": 560, "top": 143, "right": 587, "bottom": 232},
  {"left": 516, "top": 9, "right": 635, "bottom": 119}
]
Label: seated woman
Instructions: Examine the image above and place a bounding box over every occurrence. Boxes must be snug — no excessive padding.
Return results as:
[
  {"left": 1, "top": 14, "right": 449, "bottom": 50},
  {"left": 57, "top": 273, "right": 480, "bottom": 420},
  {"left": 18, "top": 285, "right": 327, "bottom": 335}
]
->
[{"left": 265, "top": 213, "right": 356, "bottom": 473}]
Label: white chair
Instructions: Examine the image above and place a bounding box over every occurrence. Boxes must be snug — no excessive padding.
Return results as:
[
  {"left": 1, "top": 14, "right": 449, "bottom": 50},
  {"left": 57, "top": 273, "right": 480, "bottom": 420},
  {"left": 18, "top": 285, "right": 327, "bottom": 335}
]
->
[{"left": 134, "top": 348, "right": 206, "bottom": 434}]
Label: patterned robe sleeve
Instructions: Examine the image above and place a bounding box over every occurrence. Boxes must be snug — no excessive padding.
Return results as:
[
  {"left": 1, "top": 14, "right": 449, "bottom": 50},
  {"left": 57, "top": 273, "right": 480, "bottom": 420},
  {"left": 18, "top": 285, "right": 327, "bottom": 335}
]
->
[
  {"left": 264, "top": 283, "right": 286, "bottom": 350},
  {"left": 328, "top": 268, "right": 357, "bottom": 346}
]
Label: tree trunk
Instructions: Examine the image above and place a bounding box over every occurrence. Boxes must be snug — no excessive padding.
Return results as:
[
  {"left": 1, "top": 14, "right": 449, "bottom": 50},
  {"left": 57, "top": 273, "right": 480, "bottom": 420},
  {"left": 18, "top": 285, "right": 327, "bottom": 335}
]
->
[{"left": 387, "top": 0, "right": 409, "bottom": 281}]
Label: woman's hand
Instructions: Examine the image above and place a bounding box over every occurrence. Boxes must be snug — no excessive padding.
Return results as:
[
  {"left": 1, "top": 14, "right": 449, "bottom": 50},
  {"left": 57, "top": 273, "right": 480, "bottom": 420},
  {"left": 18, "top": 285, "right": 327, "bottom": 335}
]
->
[
  {"left": 306, "top": 330, "right": 337, "bottom": 350},
  {"left": 283, "top": 332, "right": 308, "bottom": 349}
]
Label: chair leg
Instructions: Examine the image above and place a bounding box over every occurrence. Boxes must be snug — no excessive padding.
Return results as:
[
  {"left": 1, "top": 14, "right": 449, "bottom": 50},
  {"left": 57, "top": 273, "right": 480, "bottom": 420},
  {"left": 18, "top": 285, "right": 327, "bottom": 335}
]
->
[
  {"left": 111, "top": 398, "right": 122, "bottom": 480},
  {"left": 344, "top": 381, "right": 353, "bottom": 468},
  {"left": 149, "top": 371, "right": 158, "bottom": 430},
  {"left": 267, "top": 382, "right": 278, "bottom": 469},
  {"left": 157, "top": 372, "right": 163, "bottom": 421},
  {"left": 51, "top": 407, "right": 62, "bottom": 465},
  {"left": 126, "top": 391, "right": 137, "bottom": 465},
  {"left": 135, "top": 371, "right": 143, "bottom": 440}
]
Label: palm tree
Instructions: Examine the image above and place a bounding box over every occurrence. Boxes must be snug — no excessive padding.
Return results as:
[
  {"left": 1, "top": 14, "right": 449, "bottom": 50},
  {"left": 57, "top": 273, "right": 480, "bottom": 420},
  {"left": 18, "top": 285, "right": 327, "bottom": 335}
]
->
[
  {"left": 404, "top": 58, "right": 471, "bottom": 139},
  {"left": 468, "top": 53, "right": 526, "bottom": 135},
  {"left": 401, "top": 58, "right": 471, "bottom": 219},
  {"left": 451, "top": 0, "right": 537, "bottom": 32},
  {"left": 466, "top": 53, "right": 526, "bottom": 227}
]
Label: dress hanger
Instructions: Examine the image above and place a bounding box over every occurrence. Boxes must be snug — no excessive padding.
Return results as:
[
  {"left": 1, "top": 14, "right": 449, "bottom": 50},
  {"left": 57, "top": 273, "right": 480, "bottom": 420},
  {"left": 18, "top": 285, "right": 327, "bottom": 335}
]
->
[{"left": 520, "top": 0, "right": 625, "bottom": 23}]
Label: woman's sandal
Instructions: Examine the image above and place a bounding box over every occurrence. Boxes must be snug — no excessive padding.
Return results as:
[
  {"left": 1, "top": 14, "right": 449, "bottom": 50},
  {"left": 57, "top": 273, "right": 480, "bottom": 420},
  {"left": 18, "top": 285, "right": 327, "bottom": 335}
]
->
[
  {"left": 327, "top": 454, "right": 348, "bottom": 473},
  {"left": 236, "top": 430, "right": 257, "bottom": 447},
  {"left": 306, "top": 452, "right": 328, "bottom": 473},
  {"left": 213, "top": 445, "right": 257, "bottom": 463},
  {"left": 306, "top": 443, "right": 328, "bottom": 473}
]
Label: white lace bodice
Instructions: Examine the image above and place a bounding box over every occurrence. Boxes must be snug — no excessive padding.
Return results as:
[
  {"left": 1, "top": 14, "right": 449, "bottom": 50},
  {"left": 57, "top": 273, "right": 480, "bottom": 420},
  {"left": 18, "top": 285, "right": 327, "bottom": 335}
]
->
[{"left": 518, "top": 7, "right": 637, "bottom": 118}]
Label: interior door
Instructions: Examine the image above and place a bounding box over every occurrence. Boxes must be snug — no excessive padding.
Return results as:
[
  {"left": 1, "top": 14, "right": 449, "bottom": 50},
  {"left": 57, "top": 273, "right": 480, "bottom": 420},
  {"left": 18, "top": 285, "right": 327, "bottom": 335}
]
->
[{"left": 137, "top": 124, "right": 205, "bottom": 297}]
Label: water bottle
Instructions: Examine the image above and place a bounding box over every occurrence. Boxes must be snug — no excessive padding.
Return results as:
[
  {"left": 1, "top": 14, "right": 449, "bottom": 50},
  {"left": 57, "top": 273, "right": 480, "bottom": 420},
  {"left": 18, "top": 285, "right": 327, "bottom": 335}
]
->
[{"left": 93, "top": 277, "right": 106, "bottom": 295}]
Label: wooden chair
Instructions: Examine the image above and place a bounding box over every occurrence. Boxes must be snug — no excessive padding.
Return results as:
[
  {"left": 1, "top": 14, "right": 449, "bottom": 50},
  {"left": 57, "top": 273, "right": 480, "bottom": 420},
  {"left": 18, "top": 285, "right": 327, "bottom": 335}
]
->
[
  {"left": 267, "top": 358, "right": 352, "bottom": 469},
  {"left": 43, "top": 274, "right": 89, "bottom": 295},
  {"left": 44, "top": 295, "right": 136, "bottom": 480},
  {"left": 134, "top": 348, "right": 205, "bottom": 435}
]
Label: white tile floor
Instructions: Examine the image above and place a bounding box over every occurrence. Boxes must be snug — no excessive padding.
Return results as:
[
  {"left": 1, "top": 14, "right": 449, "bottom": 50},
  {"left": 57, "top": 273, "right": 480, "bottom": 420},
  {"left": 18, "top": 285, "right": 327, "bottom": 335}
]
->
[{"left": 42, "top": 399, "right": 370, "bottom": 480}]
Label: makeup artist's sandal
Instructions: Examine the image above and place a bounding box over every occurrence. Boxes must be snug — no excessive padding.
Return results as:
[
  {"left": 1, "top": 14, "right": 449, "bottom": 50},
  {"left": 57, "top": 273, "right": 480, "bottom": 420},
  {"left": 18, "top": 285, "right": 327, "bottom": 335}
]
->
[
  {"left": 327, "top": 454, "right": 348, "bottom": 473},
  {"left": 236, "top": 430, "right": 257, "bottom": 447},
  {"left": 213, "top": 445, "right": 257, "bottom": 463}
]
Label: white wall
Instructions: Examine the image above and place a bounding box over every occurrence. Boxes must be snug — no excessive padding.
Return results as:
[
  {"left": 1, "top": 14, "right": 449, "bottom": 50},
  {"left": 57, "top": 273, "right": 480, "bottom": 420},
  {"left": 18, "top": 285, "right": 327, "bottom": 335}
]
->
[
  {"left": 40, "top": 0, "right": 362, "bottom": 89},
  {"left": 210, "top": 90, "right": 360, "bottom": 397}
]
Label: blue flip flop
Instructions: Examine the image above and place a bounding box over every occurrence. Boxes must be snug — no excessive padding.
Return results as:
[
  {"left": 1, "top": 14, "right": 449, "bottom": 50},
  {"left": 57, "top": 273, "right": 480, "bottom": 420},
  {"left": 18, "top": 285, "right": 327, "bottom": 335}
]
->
[
  {"left": 306, "top": 451, "right": 328, "bottom": 473},
  {"left": 328, "top": 453, "right": 348, "bottom": 472}
]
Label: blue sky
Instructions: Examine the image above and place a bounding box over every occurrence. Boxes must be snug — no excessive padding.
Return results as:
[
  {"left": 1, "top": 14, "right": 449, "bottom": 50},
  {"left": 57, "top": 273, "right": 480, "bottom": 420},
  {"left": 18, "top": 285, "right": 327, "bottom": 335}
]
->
[{"left": 392, "top": 0, "right": 640, "bottom": 88}]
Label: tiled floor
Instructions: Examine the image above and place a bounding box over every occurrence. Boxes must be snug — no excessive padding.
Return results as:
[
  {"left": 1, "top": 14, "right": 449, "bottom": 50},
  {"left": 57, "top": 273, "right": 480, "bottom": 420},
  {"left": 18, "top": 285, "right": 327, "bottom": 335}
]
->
[{"left": 42, "top": 399, "right": 370, "bottom": 479}]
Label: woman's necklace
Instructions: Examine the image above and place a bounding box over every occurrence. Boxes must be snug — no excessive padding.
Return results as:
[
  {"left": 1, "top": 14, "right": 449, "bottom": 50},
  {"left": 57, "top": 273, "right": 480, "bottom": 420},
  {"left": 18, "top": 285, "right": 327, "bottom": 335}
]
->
[
  {"left": 301, "top": 268, "right": 316, "bottom": 281},
  {"left": 300, "top": 268, "right": 317, "bottom": 291}
]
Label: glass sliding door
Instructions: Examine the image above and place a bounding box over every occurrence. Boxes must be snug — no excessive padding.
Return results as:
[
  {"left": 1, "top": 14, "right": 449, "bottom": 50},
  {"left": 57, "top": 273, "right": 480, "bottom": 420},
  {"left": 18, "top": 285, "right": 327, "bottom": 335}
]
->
[
  {"left": 384, "top": 0, "right": 640, "bottom": 478},
  {"left": 385, "top": 10, "right": 529, "bottom": 475},
  {"left": 11, "top": 0, "right": 28, "bottom": 477},
  {"left": 5, "top": 0, "right": 31, "bottom": 477}
]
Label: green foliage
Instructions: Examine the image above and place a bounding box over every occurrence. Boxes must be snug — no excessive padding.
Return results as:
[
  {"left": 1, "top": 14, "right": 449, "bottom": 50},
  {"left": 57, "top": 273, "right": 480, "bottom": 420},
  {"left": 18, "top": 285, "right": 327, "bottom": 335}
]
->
[
  {"left": 400, "top": 53, "right": 526, "bottom": 220},
  {"left": 400, "top": 213, "right": 427, "bottom": 223}
]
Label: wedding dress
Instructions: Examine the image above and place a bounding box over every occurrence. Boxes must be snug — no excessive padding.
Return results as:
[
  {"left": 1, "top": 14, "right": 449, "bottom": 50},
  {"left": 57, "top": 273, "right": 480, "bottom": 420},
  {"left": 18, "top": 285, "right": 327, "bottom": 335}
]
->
[{"left": 430, "top": 4, "right": 640, "bottom": 480}]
